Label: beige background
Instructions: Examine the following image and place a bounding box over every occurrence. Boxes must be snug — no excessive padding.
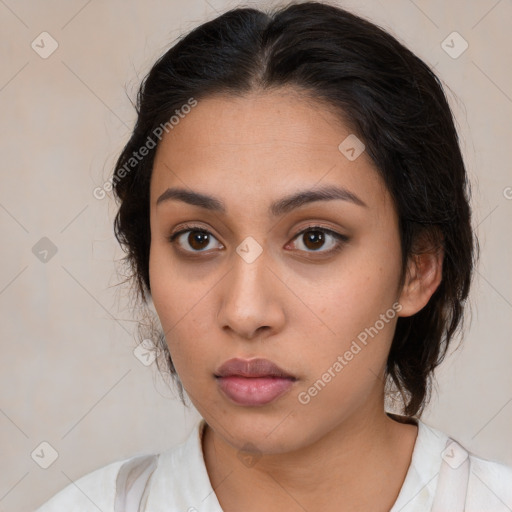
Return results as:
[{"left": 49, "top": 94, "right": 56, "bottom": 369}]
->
[{"left": 0, "top": 1, "right": 511, "bottom": 510}]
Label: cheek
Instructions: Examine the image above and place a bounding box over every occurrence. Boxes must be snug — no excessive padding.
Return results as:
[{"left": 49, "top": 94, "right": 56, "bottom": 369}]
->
[
  {"left": 149, "top": 249, "right": 186, "bottom": 355},
  {"left": 149, "top": 241, "right": 204, "bottom": 325},
  {"left": 149, "top": 246, "right": 216, "bottom": 382},
  {"left": 296, "top": 236, "right": 403, "bottom": 396},
  {"left": 308, "top": 246, "right": 402, "bottom": 342},
  {"left": 296, "top": 282, "right": 401, "bottom": 425}
]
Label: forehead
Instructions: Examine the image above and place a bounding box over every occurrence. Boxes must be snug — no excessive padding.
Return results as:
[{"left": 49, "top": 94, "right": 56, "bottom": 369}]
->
[
  {"left": 156, "top": 88, "right": 353, "bottom": 152},
  {"left": 150, "top": 89, "right": 388, "bottom": 210}
]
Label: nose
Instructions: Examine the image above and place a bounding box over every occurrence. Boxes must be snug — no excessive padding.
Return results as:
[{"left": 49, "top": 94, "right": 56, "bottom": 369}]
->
[{"left": 216, "top": 245, "right": 286, "bottom": 341}]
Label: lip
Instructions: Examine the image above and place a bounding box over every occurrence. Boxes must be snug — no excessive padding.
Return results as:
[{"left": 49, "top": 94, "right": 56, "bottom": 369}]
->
[
  {"left": 215, "top": 357, "right": 296, "bottom": 379},
  {"left": 214, "top": 358, "right": 297, "bottom": 406}
]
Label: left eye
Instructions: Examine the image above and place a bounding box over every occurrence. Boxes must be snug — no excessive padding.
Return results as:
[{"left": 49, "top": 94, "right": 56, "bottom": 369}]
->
[{"left": 288, "top": 227, "right": 348, "bottom": 253}]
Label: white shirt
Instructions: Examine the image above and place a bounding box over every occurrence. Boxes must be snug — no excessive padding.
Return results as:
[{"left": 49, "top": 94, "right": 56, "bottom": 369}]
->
[{"left": 36, "top": 417, "right": 512, "bottom": 511}]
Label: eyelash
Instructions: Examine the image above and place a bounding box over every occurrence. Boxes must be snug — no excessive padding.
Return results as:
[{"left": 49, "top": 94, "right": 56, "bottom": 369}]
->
[{"left": 167, "top": 224, "right": 349, "bottom": 257}]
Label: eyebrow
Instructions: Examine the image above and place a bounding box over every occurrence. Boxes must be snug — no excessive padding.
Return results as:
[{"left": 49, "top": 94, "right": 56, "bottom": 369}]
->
[{"left": 156, "top": 184, "right": 367, "bottom": 216}]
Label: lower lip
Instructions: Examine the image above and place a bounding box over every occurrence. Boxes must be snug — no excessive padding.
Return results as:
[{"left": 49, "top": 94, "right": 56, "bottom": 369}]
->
[{"left": 216, "top": 376, "right": 295, "bottom": 406}]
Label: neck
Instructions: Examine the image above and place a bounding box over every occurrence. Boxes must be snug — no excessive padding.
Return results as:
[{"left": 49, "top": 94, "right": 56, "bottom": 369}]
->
[{"left": 202, "top": 404, "right": 418, "bottom": 512}]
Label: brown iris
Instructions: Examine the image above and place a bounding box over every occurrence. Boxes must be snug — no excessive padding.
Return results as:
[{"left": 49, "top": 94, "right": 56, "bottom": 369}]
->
[
  {"left": 303, "top": 230, "right": 325, "bottom": 251},
  {"left": 188, "top": 231, "right": 210, "bottom": 250}
]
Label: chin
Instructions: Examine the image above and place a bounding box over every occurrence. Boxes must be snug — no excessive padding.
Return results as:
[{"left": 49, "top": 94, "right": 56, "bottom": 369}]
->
[{"left": 211, "top": 410, "right": 319, "bottom": 455}]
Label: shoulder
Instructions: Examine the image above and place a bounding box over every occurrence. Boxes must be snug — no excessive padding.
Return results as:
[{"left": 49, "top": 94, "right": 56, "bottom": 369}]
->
[
  {"left": 466, "top": 451, "right": 512, "bottom": 510},
  {"left": 35, "top": 420, "right": 207, "bottom": 512},
  {"left": 428, "top": 420, "right": 512, "bottom": 510},
  {"left": 34, "top": 455, "right": 134, "bottom": 512},
  {"left": 394, "top": 418, "right": 512, "bottom": 511}
]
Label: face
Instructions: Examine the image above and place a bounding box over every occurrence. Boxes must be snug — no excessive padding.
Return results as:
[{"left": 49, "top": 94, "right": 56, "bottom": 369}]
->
[{"left": 149, "top": 89, "right": 407, "bottom": 454}]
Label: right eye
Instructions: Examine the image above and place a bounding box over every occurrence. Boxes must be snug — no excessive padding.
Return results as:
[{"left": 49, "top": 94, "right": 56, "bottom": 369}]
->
[{"left": 168, "top": 226, "right": 224, "bottom": 253}]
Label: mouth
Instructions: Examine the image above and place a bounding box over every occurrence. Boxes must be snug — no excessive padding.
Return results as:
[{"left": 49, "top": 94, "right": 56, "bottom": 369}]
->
[{"left": 214, "top": 357, "right": 297, "bottom": 406}]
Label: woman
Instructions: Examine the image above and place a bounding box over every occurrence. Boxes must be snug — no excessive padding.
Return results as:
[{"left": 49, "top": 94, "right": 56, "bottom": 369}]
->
[{"left": 36, "top": 1, "right": 512, "bottom": 511}]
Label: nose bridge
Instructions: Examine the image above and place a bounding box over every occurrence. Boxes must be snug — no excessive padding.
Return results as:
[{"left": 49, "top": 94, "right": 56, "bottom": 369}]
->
[
  {"left": 218, "top": 238, "right": 283, "bottom": 338},
  {"left": 228, "top": 238, "right": 270, "bottom": 312}
]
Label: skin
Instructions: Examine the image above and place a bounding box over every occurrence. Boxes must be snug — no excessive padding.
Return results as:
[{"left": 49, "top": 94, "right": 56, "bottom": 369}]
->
[{"left": 148, "top": 89, "right": 443, "bottom": 512}]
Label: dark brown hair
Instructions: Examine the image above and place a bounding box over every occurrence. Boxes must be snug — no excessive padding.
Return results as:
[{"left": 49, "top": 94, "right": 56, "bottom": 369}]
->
[{"left": 112, "top": 1, "right": 476, "bottom": 417}]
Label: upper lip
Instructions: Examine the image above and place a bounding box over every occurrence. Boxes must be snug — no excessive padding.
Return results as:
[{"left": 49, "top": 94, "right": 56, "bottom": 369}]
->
[{"left": 215, "top": 358, "right": 296, "bottom": 379}]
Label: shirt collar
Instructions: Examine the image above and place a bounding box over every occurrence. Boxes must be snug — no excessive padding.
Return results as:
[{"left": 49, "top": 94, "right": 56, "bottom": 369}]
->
[
  {"left": 145, "top": 418, "right": 223, "bottom": 512},
  {"left": 146, "top": 416, "right": 447, "bottom": 512},
  {"left": 390, "top": 417, "right": 449, "bottom": 511}
]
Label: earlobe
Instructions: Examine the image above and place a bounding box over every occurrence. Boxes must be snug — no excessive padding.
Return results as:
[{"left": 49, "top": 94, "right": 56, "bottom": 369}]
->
[{"left": 398, "top": 248, "right": 444, "bottom": 317}]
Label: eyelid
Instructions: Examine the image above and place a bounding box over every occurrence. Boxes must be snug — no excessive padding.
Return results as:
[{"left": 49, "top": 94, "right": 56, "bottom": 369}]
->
[
  {"left": 288, "top": 224, "right": 349, "bottom": 254},
  {"left": 292, "top": 223, "right": 348, "bottom": 239},
  {"left": 169, "top": 223, "right": 215, "bottom": 239}
]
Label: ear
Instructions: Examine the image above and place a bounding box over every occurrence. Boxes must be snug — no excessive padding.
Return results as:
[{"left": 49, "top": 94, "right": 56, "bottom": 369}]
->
[{"left": 398, "top": 241, "right": 444, "bottom": 317}]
